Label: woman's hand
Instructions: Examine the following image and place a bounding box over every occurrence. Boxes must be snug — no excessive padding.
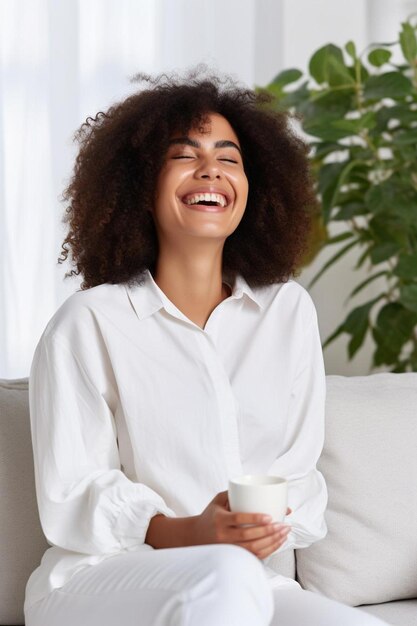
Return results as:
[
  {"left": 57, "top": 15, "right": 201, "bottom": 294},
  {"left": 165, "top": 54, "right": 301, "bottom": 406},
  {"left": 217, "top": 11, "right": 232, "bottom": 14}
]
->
[{"left": 191, "top": 491, "right": 292, "bottom": 560}]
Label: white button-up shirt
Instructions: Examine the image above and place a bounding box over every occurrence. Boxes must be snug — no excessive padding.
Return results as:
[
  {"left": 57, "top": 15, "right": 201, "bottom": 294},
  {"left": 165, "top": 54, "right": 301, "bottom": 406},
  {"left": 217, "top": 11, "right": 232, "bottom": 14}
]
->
[{"left": 26, "top": 269, "right": 327, "bottom": 609}]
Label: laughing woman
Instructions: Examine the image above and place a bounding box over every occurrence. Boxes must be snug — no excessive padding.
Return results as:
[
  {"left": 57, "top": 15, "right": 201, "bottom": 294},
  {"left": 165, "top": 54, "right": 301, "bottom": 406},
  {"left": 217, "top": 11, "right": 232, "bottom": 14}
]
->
[{"left": 25, "top": 69, "right": 387, "bottom": 626}]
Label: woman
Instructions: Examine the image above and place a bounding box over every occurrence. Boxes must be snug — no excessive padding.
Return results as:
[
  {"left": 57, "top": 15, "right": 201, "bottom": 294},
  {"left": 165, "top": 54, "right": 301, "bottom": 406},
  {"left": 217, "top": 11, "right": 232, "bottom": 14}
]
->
[{"left": 25, "top": 69, "right": 386, "bottom": 626}]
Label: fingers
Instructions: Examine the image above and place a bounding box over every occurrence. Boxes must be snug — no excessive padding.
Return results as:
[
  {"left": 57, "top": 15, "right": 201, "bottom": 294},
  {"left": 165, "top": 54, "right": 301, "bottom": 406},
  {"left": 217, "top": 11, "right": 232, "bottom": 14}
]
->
[
  {"left": 229, "top": 512, "right": 273, "bottom": 526},
  {"left": 238, "top": 525, "right": 291, "bottom": 560},
  {"left": 230, "top": 521, "right": 290, "bottom": 543},
  {"left": 216, "top": 507, "right": 292, "bottom": 558},
  {"left": 255, "top": 526, "right": 291, "bottom": 559},
  {"left": 227, "top": 511, "right": 291, "bottom": 527}
]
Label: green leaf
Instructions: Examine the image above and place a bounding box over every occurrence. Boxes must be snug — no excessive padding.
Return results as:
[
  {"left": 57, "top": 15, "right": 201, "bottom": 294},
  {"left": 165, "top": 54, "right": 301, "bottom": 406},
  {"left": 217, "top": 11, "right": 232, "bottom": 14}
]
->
[
  {"left": 347, "top": 270, "right": 388, "bottom": 299},
  {"left": 270, "top": 68, "right": 303, "bottom": 88},
  {"left": 394, "top": 254, "right": 417, "bottom": 280},
  {"left": 399, "top": 22, "right": 417, "bottom": 64},
  {"left": 303, "top": 122, "right": 357, "bottom": 141},
  {"left": 368, "top": 48, "right": 392, "bottom": 67},
  {"left": 299, "top": 88, "right": 353, "bottom": 126},
  {"left": 363, "top": 72, "right": 413, "bottom": 100},
  {"left": 343, "top": 300, "right": 374, "bottom": 333},
  {"left": 370, "top": 242, "right": 401, "bottom": 264},
  {"left": 400, "top": 284, "right": 417, "bottom": 313},
  {"left": 318, "top": 162, "right": 347, "bottom": 221},
  {"left": 371, "top": 332, "right": 399, "bottom": 367},
  {"left": 347, "top": 147, "right": 374, "bottom": 162},
  {"left": 333, "top": 202, "right": 369, "bottom": 220},
  {"left": 372, "top": 302, "right": 417, "bottom": 365},
  {"left": 375, "top": 104, "right": 417, "bottom": 130},
  {"left": 307, "top": 239, "right": 357, "bottom": 289},
  {"left": 392, "top": 128, "right": 417, "bottom": 145},
  {"left": 326, "top": 232, "right": 355, "bottom": 244},
  {"left": 355, "top": 245, "right": 371, "bottom": 269},
  {"left": 345, "top": 41, "right": 356, "bottom": 60},
  {"left": 326, "top": 159, "right": 366, "bottom": 216},
  {"left": 391, "top": 361, "right": 409, "bottom": 373},
  {"left": 309, "top": 44, "right": 354, "bottom": 86},
  {"left": 344, "top": 298, "right": 380, "bottom": 358},
  {"left": 309, "top": 44, "right": 339, "bottom": 83},
  {"left": 331, "top": 111, "right": 376, "bottom": 134},
  {"left": 369, "top": 214, "right": 411, "bottom": 247},
  {"left": 327, "top": 55, "right": 355, "bottom": 86},
  {"left": 366, "top": 180, "right": 417, "bottom": 226},
  {"left": 348, "top": 331, "right": 366, "bottom": 359},
  {"left": 311, "top": 141, "right": 343, "bottom": 159},
  {"left": 395, "top": 143, "right": 417, "bottom": 164},
  {"left": 279, "top": 81, "right": 310, "bottom": 108}
]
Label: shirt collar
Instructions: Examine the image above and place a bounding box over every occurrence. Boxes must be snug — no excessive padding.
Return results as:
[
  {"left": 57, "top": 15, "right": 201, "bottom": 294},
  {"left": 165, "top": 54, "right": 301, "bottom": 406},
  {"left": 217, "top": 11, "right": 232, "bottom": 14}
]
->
[{"left": 125, "top": 268, "right": 263, "bottom": 322}]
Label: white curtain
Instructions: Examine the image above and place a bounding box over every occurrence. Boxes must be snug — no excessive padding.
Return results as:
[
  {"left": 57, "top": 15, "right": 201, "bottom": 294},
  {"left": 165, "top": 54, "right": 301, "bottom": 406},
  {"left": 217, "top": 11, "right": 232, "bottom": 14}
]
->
[{"left": 0, "top": 0, "right": 414, "bottom": 378}]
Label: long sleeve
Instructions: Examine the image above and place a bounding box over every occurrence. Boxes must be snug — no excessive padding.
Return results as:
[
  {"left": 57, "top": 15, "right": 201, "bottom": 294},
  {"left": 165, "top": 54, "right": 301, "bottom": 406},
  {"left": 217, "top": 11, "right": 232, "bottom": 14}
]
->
[
  {"left": 267, "top": 302, "right": 328, "bottom": 552},
  {"left": 29, "top": 328, "right": 176, "bottom": 556}
]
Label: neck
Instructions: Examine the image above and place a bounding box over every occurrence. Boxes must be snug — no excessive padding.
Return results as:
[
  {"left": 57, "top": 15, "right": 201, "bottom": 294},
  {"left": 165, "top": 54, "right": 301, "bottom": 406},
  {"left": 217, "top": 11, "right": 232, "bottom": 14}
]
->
[{"left": 152, "top": 242, "right": 231, "bottom": 328}]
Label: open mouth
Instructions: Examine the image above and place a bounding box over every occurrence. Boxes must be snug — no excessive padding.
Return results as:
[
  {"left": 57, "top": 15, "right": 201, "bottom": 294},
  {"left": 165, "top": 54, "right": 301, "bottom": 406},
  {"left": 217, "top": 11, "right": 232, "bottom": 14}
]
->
[{"left": 181, "top": 192, "right": 230, "bottom": 208}]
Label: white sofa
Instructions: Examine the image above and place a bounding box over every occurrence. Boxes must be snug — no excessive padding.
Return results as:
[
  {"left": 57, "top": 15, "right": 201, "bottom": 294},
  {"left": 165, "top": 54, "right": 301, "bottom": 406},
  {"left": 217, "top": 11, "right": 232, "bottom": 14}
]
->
[{"left": 1, "top": 374, "right": 416, "bottom": 625}]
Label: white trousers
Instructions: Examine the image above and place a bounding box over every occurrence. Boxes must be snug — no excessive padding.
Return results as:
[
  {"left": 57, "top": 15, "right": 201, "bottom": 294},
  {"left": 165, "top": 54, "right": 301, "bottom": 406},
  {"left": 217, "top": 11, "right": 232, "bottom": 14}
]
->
[{"left": 25, "top": 544, "right": 388, "bottom": 626}]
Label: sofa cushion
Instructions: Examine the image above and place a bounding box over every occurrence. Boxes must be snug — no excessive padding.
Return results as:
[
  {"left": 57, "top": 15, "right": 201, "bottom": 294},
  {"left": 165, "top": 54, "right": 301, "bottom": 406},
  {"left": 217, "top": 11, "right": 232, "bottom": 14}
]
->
[
  {"left": 361, "top": 598, "right": 417, "bottom": 625},
  {"left": 0, "top": 379, "right": 49, "bottom": 626},
  {"left": 296, "top": 373, "right": 417, "bottom": 607}
]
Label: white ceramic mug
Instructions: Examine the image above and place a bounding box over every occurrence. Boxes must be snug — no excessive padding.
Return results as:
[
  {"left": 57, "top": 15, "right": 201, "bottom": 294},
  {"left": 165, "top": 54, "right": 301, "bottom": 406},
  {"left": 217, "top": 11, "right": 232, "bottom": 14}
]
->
[{"left": 228, "top": 474, "right": 288, "bottom": 522}]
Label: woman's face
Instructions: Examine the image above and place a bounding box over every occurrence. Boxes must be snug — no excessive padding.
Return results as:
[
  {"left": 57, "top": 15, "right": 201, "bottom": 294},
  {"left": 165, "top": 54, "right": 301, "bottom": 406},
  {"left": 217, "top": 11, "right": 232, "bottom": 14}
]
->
[{"left": 152, "top": 112, "right": 248, "bottom": 246}]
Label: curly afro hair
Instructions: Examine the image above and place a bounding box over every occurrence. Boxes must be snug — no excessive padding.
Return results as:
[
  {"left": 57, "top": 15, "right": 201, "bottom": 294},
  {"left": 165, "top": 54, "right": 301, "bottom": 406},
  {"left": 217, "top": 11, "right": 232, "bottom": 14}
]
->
[{"left": 59, "top": 65, "right": 317, "bottom": 290}]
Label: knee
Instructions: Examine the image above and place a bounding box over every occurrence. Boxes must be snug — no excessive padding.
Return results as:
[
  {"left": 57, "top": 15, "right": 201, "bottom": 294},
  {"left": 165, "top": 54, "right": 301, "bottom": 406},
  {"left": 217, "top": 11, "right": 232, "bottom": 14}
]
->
[
  {"left": 207, "top": 544, "right": 266, "bottom": 583},
  {"left": 205, "top": 544, "right": 273, "bottom": 616}
]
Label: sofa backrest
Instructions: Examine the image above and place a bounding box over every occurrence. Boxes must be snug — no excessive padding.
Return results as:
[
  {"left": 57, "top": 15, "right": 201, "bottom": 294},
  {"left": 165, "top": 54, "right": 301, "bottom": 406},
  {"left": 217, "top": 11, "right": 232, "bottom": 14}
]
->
[
  {"left": 0, "top": 379, "right": 49, "bottom": 625},
  {"left": 297, "top": 373, "right": 417, "bottom": 607}
]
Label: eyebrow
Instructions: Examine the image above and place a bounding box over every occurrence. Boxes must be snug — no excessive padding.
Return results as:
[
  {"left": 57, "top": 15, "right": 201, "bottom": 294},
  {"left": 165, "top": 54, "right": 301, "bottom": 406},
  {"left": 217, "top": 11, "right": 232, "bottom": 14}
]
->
[{"left": 168, "top": 137, "right": 242, "bottom": 155}]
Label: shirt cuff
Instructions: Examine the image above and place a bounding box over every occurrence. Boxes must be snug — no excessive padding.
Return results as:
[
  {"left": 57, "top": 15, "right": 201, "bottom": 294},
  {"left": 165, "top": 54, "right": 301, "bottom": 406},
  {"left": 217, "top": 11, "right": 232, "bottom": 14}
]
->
[{"left": 113, "top": 497, "right": 177, "bottom": 549}]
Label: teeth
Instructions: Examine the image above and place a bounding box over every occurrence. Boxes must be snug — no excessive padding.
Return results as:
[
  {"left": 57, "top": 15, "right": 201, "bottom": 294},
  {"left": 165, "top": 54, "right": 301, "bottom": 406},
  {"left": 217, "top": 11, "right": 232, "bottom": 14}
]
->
[{"left": 184, "top": 192, "right": 227, "bottom": 207}]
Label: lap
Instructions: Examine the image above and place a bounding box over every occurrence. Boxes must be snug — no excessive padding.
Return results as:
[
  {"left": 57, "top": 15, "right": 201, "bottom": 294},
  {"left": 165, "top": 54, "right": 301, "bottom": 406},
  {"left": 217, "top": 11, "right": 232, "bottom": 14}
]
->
[
  {"left": 57, "top": 543, "right": 264, "bottom": 595},
  {"left": 25, "top": 545, "right": 388, "bottom": 626},
  {"left": 25, "top": 544, "right": 271, "bottom": 626}
]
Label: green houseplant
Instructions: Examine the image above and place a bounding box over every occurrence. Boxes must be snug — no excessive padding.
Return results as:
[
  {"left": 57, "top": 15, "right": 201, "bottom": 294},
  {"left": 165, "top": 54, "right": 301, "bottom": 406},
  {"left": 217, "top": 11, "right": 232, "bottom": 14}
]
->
[{"left": 262, "top": 20, "right": 417, "bottom": 372}]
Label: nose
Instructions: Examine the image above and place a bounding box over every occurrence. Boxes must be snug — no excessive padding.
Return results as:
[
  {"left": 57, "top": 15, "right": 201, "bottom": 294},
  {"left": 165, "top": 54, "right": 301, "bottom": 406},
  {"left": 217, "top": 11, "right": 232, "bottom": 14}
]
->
[{"left": 194, "top": 155, "right": 222, "bottom": 180}]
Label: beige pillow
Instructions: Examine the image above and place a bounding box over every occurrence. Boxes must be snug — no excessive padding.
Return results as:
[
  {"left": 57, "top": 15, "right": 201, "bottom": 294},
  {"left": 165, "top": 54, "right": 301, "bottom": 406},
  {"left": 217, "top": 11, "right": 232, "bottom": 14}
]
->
[
  {"left": 296, "top": 373, "right": 417, "bottom": 606},
  {"left": 0, "top": 379, "right": 49, "bottom": 625}
]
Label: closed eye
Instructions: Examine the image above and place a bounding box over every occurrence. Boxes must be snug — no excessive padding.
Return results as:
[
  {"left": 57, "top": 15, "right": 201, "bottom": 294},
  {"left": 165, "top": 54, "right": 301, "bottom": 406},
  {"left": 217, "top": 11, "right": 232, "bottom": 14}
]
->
[{"left": 172, "top": 156, "right": 238, "bottom": 163}]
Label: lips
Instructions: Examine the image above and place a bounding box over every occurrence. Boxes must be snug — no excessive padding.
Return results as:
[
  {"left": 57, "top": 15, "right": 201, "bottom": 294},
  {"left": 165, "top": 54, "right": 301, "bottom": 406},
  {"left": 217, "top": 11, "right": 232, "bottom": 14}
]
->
[
  {"left": 185, "top": 202, "right": 228, "bottom": 213},
  {"left": 181, "top": 187, "right": 231, "bottom": 213}
]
